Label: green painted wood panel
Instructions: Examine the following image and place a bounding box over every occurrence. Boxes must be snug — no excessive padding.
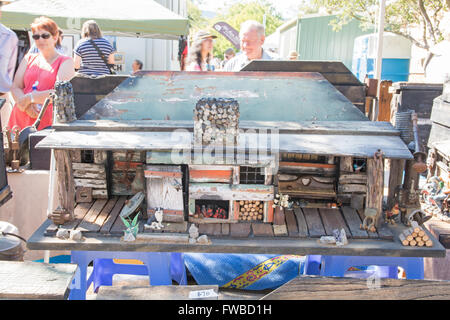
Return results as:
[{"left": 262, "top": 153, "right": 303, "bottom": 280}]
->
[{"left": 81, "top": 71, "right": 367, "bottom": 122}]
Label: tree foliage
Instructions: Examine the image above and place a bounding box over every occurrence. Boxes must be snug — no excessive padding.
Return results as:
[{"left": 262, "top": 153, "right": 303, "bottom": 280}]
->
[
  {"left": 312, "top": 0, "right": 449, "bottom": 50},
  {"left": 187, "top": 0, "right": 208, "bottom": 29},
  {"left": 188, "top": 0, "right": 284, "bottom": 59}
]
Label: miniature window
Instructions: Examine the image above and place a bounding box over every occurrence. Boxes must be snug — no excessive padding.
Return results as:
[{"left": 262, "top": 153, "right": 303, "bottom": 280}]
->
[
  {"left": 81, "top": 150, "right": 94, "bottom": 163},
  {"left": 240, "top": 166, "right": 265, "bottom": 184}
]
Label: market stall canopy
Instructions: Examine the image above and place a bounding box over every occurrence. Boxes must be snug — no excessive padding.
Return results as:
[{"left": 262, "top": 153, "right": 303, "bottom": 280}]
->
[{"left": 1, "top": 0, "right": 189, "bottom": 39}]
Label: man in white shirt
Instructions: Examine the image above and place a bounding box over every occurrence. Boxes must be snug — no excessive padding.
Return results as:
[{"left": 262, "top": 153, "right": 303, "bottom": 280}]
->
[
  {"left": 223, "top": 20, "right": 277, "bottom": 72},
  {"left": 0, "top": 1, "right": 19, "bottom": 126}
]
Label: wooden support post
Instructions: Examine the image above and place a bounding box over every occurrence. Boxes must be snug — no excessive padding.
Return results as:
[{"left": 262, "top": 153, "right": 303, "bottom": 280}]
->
[
  {"left": 340, "top": 157, "right": 353, "bottom": 173},
  {"left": 264, "top": 167, "right": 273, "bottom": 185},
  {"left": 232, "top": 166, "right": 240, "bottom": 184},
  {"left": 365, "top": 78, "right": 378, "bottom": 98},
  {"left": 365, "top": 97, "right": 374, "bottom": 118},
  {"left": 366, "top": 152, "right": 384, "bottom": 228},
  {"left": 50, "top": 150, "right": 75, "bottom": 225},
  {"left": 378, "top": 80, "right": 393, "bottom": 122},
  {"left": 387, "top": 159, "right": 405, "bottom": 208},
  {"left": 403, "top": 159, "right": 420, "bottom": 206},
  {"left": 426, "top": 148, "right": 437, "bottom": 180}
]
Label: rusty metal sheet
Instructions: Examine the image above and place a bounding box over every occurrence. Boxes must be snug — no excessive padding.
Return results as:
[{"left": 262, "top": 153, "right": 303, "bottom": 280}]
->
[{"left": 81, "top": 71, "right": 368, "bottom": 122}]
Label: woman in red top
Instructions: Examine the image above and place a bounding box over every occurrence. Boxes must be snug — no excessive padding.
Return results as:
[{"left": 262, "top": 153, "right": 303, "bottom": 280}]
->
[{"left": 9, "top": 16, "right": 74, "bottom": 131}]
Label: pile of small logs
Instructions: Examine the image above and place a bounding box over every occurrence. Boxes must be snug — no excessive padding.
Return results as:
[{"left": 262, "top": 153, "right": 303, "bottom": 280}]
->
[
  {"left": 194, "top": 98, "right": 239, "bottom": 145},
  {"left": 398, "top": 222, "right": 433, "bottom": 247},
  {"left": 238, "top": 200, "right": 264, "bottom": 221}
]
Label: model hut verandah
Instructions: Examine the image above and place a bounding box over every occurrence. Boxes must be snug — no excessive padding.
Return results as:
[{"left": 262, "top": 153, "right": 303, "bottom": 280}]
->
[{"left": 37, "top": 71, "right": 416, "bottom": 244}]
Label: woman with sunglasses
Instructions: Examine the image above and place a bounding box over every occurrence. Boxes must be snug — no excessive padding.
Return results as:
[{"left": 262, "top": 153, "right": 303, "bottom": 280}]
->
[
  {"left": 9, "top": 16, "right": 74, "bottom": 131},
  {"left": 28, "top": 28, "right": 66, "bottom": 56}
]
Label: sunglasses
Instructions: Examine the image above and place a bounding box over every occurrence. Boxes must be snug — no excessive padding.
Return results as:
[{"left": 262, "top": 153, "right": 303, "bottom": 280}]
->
[{"left": 32, "top": 33, "right": 51, "bottom": 40}]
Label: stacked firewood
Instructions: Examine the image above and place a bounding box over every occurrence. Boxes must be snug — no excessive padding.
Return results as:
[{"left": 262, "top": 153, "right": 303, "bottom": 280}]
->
[
  {"left": 194, "top": 98, "right": 239, "bottom": 145},
  {"left": 238, "top": 200, "right": 264, "bottom": 221},
  {"left": 398, "top": 222, "right": 433, "bottom": 247}
]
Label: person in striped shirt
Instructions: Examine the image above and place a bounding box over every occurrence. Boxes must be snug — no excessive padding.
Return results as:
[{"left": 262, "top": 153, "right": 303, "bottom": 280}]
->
[{"left": 73, "top": 20, "right": 116, "bottom": 76}]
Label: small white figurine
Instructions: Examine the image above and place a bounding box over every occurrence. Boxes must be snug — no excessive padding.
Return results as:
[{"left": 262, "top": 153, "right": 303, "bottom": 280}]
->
[
  {"left": 145, "top": 208, "right": 165, "bottom": 230},
  {"left": 56, "top": 228, "right": 70, "bottom": 240},
  {"left": 189, "top": 224, "right": 199, "bottom": 240},
  {"left": 196, "top": 234, "right": 209, "bottom": 244},
  {"left": 69, "top": 229, "right": 83, "bottom": 241},
  {"left": 336, "top": 228, "right": 348, "bottom": 246}
]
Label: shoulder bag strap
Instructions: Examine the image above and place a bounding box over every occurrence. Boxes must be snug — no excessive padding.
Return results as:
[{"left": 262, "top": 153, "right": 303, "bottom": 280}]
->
[{"left": 89, "top": 39, "right": 114, "bottom": 74}]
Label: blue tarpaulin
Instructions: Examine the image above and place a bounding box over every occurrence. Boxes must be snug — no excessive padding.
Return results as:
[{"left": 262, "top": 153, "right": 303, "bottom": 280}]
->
[{"left": 184, "top": 253, "right": 305, "bottom": 290}]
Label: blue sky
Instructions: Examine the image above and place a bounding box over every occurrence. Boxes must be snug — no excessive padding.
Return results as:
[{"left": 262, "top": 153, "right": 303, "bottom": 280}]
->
[{"left": 197, "top": 0, "right": 302, "bottom": 20}]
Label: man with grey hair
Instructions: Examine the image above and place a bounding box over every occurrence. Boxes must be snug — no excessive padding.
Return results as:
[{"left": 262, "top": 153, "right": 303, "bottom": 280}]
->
[{"left": 223, "top": 20, "right": 276, "bottom": 72}]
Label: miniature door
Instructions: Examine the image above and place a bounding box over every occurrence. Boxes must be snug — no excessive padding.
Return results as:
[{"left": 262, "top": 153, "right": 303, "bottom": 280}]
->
[{"left": 145, "top": 165, "right": 184, "bottom": 222}]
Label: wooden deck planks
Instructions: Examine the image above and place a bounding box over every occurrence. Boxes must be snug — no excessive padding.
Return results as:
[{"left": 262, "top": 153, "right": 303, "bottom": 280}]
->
[
  {"left": 357, "top": 209, "right": 379, "bottom": 238},
  {"left": 82, "top": 197, "right": 118, "bottom": 233},
  {"left": 340, "top": 207, "right": 368, "bottom": 239},
  {"left": 251, "top": 223, "right": 274, "bottom": 237},
  {"left": 319, "top": 208, "right": 350, "bottom": 237},
  {"left": 100, "top": 196, "right": 128, "bottom": 234},
  {"left": 293, "top": 208, "right": 309, "bottom": 238},
  {"left": 48, "top": 202, "right": 94, "bottom": 233},
  {"left": 45, "top": 205, "right": 83, "bottom": 235},
  {"left": 273, "top": 207, "right": 288, "bottom": 237},
  {"left": 377, "top": 225, "right": 394, "bottom": 240},
  {"left": 302, "top": 208, "right": 325, "bottom": 237},
  {"left": 284, "top": 209, "right": 299, "bottom": 237},
  {"left": 45, "top": 195, "right": 391, "bottom": 244}
]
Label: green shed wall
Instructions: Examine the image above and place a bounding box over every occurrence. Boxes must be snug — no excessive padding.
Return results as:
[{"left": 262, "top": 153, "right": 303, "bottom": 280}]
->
[{"left": 296, "top": 15, "right": 372, "bottom": 70}]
